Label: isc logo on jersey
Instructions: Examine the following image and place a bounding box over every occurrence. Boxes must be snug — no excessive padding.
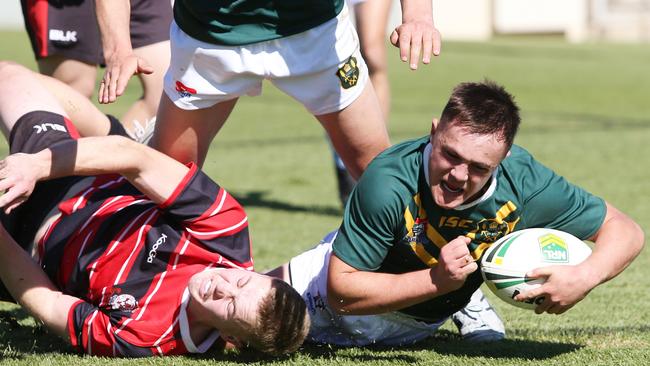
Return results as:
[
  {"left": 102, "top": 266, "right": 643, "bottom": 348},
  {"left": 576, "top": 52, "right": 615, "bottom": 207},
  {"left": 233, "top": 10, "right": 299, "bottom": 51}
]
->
[{"left": 480, "top": 228, "right": 592, "bottom": 310}]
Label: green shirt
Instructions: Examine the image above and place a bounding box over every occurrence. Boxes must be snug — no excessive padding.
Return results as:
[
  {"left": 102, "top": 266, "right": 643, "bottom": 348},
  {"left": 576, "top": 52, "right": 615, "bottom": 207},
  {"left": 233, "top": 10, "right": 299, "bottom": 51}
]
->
[
  {"left": 333, "top": 136, "right": 606, "bottom": 322},
  {"left": 174, "top": 0, "right": 344, "bottom": 46}
]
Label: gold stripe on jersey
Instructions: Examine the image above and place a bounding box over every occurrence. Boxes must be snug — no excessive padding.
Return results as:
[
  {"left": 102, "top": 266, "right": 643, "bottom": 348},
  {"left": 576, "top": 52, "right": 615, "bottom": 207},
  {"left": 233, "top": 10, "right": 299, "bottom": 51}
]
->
[{"left": 404, "top": 199, "right": 438, "bottom": 266}]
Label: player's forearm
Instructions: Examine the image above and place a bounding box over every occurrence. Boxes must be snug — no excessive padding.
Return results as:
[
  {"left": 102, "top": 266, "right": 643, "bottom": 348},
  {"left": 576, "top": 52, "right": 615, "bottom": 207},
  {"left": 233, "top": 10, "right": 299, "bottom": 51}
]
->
[
  {"left": 0, "top": 225, "right": 76, "bottom": 339},
  {"left": 327, "top": 256, "right": 448, "bottom": 315},
  {"left": 584, "top": 203, "right": 644, "bottom": 285},
  {"left": 38, "top": 136, "right": 188, "bottom": 203},
  {"left": 400, "top": 0, "right": 433, "bottom": 24},
  {"left": 96, "top": 0, "right": 133, "bottom": 58}
]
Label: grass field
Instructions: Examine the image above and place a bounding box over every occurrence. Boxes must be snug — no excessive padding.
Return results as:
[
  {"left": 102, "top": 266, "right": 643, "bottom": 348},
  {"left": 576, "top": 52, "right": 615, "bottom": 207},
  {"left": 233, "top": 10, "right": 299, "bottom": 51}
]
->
[{"left": 0, "top": 30, "right": 649, "bottom": 365}]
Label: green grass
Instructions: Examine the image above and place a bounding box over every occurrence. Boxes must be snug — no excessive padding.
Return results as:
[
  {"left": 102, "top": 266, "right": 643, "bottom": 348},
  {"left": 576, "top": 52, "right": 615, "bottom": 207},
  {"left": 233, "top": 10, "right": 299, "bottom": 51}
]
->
[{"left": 0, "top": 31, "right": 649, "bottom": 365}]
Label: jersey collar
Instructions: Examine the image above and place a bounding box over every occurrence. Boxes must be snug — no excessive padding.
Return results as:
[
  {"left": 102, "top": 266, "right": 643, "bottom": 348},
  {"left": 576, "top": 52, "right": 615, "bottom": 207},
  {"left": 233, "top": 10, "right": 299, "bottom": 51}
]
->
[
  {"left": 422, "top": 142, "right": 498, "bottom": 211},
  {"left": 179, "top": 287, "right": 221, "bottom": 353}
]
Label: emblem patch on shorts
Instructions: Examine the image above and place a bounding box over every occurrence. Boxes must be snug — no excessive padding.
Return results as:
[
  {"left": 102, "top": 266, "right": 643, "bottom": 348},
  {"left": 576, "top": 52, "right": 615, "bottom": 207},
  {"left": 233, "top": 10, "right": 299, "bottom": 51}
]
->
[
  {"left": 336, "top": 56, "right": 360, "bottom": 89},
  {"left": 175, "top": 81, "right": 197, "bottom": 98}
]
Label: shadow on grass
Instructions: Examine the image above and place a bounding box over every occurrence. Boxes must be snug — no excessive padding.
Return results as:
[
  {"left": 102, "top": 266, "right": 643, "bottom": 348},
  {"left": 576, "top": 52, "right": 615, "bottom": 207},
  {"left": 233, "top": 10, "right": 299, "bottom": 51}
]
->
[
  {"left": 232, "top": 190, "right": 342, "bottom": 217},
  {"left": 0, "top": 306, "right": 74, "bottom": 359}
]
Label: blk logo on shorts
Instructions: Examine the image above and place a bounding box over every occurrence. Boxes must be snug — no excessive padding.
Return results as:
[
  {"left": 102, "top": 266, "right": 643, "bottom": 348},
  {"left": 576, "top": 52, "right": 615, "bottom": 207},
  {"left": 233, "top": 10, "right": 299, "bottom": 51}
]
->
[
  {"left": 175, "top": 81, "right": 197, "bottom": 98},
  {"left": 33, "top": 123, "right": 66, "bottom": 134},
  {"left": 49, "top": 29, "right": 78, "bottom": 44},
  {"left": 336, "top": 56, "right": 359, "bottom": 89}
]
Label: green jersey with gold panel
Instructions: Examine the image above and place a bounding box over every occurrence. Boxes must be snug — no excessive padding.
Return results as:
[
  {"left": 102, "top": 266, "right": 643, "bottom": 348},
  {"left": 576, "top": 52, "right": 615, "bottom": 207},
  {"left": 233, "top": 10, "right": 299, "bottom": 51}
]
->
[
  {"left": 174, "top": 0, "right": 344, "bottom": 45},
  {"left": 332, "top": 136, "right": 606, "bottom": 322}
]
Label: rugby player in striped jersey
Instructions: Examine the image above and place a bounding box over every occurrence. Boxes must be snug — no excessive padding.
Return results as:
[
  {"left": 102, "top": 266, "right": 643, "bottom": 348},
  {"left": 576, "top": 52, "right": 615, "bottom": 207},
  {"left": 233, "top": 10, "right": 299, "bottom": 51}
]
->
[{"left": 0, "top": 61, "right": 309, "bottom": 357}]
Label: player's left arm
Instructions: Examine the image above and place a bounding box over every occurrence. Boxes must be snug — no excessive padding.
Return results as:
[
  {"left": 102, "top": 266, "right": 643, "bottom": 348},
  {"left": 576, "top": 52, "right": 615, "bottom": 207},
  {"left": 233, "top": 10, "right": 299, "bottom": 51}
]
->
[
  {"left": 0, "top": 223, "right": 79, "bottom": 340},
  {"left": 390, "top": 0, "right": 441, "bottom": 70},
  {"left": 0, "top": 136, "right": 189, "bottom": 212},
  {"left": 516, "top": 201, "right": 645, "bottom": 314}
]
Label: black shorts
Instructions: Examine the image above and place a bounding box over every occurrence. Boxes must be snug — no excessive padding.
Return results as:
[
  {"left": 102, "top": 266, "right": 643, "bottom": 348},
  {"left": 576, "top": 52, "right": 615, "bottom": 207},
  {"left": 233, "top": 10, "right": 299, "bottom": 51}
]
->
[
  {"left": 0, "top": 111, "right": 128, "bottom": 301},
  {"left": 0, "top": 111, "right": 128, "bottom": 250},
  {"left": 20, "top": 0, "right": 172, "bottom": 64}
]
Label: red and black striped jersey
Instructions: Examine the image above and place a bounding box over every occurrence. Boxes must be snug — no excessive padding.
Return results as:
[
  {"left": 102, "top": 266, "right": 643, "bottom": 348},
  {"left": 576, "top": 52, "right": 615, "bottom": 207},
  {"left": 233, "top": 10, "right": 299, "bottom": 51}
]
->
[{"left": 37, "top": 163, "right": 252, "bottom": 357}]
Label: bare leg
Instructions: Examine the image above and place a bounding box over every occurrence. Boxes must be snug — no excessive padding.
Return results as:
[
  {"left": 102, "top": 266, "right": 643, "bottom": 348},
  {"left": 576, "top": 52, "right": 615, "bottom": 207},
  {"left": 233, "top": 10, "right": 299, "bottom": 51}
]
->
[
  {"left": 0, "top": 61, "right": 111, "bottom": 140},
  {"left": 355, "top": 0, "right": 392, "bottom": 120},
  {"left": 36, "top": 56, "right": 97, "bottom": 99},
  {"left": 151, "top": 94, "right": 238, "bottom": 166},
  {"left": 121, "top": 41, "right": 171, "bottom": 133},
  {"left": 316, "top": 82, "right": 390, "bottom": 180},
  {"left": 0, "top": 61, "right": 66, "bottom": 138}
]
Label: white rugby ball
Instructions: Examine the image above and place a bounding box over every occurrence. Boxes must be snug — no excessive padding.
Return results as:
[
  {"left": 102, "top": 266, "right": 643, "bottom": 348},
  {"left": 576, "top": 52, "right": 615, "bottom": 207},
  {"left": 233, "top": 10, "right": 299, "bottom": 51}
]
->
[{"left": 480, "top": 228, "right": 592, "bottom": 310}]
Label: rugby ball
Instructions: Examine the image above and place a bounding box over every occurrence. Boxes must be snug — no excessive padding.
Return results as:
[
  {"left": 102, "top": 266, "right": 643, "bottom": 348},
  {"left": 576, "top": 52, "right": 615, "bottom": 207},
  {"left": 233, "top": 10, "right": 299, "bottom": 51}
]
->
[{"left": 480, "top": 228, "right": 592, "bottom": 310}]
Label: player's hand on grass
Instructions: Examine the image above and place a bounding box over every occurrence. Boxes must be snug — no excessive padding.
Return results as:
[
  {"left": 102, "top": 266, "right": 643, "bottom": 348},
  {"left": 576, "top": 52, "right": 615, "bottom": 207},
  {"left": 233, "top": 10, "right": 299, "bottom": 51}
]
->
[
  {"left": 0, "top": 154, "right": 43, "bottom": 214},
  {"left": 98, "top": 52, "right": 154, "bottom": 104},
  {"left": 390, "top": 18, "right": 441, "bottom": 70},
  {"left": 432, "top": 236, "right": 477, "bottom": 293},
  {"left": 514, "top": 264, "right": 599, "bottom": 315}
]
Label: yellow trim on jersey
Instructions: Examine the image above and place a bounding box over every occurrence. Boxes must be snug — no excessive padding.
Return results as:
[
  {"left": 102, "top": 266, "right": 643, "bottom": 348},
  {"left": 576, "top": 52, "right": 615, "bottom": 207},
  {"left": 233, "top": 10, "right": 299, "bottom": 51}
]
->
[{"left": 404, "top": 196, "right": 439, "bottom": 266}]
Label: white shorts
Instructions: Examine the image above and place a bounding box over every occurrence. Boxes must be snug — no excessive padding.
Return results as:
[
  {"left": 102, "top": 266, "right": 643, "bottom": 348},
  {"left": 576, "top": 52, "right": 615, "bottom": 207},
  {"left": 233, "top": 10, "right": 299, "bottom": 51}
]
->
[
  {"left": 164, "top": 4, "right": 368, "bottom": 116},
  {"left": 289, "top": 231, "right": 444, "bottom": 346}
]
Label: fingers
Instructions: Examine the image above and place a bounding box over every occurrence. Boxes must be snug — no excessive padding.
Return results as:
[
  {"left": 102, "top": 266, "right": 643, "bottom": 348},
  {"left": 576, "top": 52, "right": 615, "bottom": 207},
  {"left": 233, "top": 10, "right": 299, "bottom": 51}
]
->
[{"left": 390, "top": 29, "right": 400, "bottom": 47}]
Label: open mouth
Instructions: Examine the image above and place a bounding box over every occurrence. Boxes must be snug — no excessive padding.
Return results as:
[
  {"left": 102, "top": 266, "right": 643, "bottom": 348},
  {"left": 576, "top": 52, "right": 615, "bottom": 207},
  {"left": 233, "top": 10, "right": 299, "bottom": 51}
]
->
[{"left": 441, "top": 181, "right": 463, "bottom": 193}]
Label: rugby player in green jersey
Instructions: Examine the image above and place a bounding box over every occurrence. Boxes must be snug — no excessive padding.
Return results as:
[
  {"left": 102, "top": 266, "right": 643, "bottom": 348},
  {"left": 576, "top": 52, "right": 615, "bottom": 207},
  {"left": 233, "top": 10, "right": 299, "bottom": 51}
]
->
[{"left": 273, "top": 80, "right": 644, "bottom": 345}]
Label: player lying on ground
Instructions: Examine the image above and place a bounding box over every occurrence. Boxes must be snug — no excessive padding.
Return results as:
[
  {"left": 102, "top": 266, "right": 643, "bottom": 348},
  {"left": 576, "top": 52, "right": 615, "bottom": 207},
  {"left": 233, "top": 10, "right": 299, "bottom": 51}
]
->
[
  {"left": 295, "top": 80, "right": 643, "bottom": 343},
  {"left": 0, "top": 61, "right": 309, "bottom": 357}
]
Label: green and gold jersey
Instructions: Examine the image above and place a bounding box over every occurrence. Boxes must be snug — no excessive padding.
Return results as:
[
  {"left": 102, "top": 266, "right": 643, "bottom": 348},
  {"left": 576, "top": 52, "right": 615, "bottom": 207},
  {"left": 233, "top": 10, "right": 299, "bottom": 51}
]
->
[
  {"left": 332, "top": 136, "right": 606, "bottom": 322},
  {"left": 173, "top": 0, "right": 344, "bottom": 46}
]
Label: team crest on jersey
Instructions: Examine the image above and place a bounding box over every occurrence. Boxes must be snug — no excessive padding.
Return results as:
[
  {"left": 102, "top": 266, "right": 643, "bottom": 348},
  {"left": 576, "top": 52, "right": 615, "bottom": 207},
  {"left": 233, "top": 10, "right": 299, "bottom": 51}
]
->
[
  {"left": 336, "top": 56, "right": 360, "bottom": 89},
  {"left": 473, "top": 218, "right": 511, "bottom": 244},
  {"left": 108, "top": 293, "right": 138, "bottom": 311},
  {"left": 407, "top": 217, "right": 429, "bottom": 244}
]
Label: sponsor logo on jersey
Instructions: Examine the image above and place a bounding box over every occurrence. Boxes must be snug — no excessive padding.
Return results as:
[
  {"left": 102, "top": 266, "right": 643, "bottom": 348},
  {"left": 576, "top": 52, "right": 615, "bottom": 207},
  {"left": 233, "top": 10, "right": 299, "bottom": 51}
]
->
[
  {"left": 336, "top": 56, "right": 359, "bottom": 89},
  {"left": 49, "top": 29, "right": 78, "bottom": 44},
  {"left": 538, "top": 233, "right": 569, "bottom": 263},
  {"left": 175, "top": 81, "right": 197, "bottom": 98},
  {"left": 33, "top": 123, "right": 66, "bottom": 134},
  {"left": 305, "top": 292, "right": 328, "bottom": 315},
  {"left": 108, "top": 293, "right": 138, "bottom": 311},
  {"left": 147, "top": 233, "right": 168, "bottom": 263}
]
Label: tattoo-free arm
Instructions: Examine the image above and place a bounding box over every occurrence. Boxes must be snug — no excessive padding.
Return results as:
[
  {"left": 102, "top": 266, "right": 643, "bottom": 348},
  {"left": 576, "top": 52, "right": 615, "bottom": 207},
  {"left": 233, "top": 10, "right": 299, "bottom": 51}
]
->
[
  {"left": 0, "top": 136, "right": 189, "bottom": 212},
  {"left": 0, "top": 224, "right": 79, "bottom": 340}
]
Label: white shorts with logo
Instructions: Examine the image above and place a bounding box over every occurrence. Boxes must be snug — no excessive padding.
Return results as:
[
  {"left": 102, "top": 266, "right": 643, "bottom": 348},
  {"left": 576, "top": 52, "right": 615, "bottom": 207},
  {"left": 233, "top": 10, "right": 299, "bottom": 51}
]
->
[
  {"left": 289, "top": 231, "right": 445, "bottom": 346},
  {"left": 164, "top": 5, "right": 368, "bottom": 116}
]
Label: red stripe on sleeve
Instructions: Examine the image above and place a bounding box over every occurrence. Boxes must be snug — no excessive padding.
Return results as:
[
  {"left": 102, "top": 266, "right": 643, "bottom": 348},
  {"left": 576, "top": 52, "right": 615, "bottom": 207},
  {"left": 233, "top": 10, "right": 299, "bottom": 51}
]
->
[
  {"left": 63, "top": 116, "right": 81, "bottom": 139},
  {"left": 27, "top": 0, "right": 49, "bottom": 58},
  {"left": 159, "top": 162, "right": 198, "bottom": 210}
]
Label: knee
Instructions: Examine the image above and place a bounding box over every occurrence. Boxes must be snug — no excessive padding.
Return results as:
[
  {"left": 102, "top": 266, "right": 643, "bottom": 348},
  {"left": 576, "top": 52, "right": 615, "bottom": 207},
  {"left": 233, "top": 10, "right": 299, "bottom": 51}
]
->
[
  {"left": 67, "top": 76, "right": 96, "bottom": 99},
  {"left": 361, "top": 44, "right": 387, "bottom": 76},
  {"left": 0, "top": 61, "right": 27, "bottom": 81}
]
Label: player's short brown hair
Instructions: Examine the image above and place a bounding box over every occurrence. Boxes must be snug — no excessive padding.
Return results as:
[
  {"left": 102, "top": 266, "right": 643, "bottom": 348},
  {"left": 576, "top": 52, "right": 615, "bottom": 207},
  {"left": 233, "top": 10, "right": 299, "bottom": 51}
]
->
[
  {"left": 440, "top": 80, "right": 521, "bottom": 147},
  {"left": 247, "top": 278, "right": 310, "bottom": 355}
]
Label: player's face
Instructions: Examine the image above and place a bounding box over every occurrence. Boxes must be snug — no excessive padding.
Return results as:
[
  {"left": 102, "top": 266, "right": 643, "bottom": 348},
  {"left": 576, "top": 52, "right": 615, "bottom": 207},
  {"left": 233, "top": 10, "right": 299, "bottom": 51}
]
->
[
  {"left": 428, "top": 121, "right": 509, "bottom": 209},
  {"left": 188, "top": 268, "right": 273, "bottom": 339}
]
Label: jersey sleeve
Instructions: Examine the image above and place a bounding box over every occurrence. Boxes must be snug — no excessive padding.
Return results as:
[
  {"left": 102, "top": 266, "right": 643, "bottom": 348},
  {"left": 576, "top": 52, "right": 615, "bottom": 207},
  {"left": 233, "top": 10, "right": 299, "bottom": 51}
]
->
[
  {"left": 159, "top": 163, "right": 252, "bottom": 267},
  {"left": 511, "top": 148, "right": 607, "bottom": 240},
  {"left": 68, "top": 302, "right": 158, "bottom": 356},
  {"left": 332, "top": 168, "right": 406, "bottom": 271}
]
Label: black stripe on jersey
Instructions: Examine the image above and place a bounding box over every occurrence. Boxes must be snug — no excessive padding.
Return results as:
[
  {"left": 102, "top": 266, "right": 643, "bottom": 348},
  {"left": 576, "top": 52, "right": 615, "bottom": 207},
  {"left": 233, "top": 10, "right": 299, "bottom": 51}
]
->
[
  {"left": 198, "top": 226, "right": 252, "bottom": 265},
  {"left": 64, "top": 202, "right": 158, "bottom": 296},
  {"left": 163, "top": 169, "right": 221, "bottom": 222},
  {"left": 71, "top": 301, "right": 96, "bottom": 353},
  {"left": 113, "top": 333, "right": 155, "bottom": 357}
]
